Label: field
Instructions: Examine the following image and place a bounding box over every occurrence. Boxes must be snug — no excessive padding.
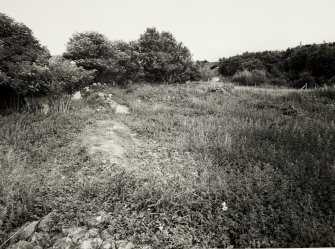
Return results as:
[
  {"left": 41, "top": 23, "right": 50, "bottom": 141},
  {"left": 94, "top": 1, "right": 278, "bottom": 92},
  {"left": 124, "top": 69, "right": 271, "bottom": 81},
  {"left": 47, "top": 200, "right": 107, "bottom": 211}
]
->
[{"left": 1, "top": 82, "right": 334, "bottom": 248}]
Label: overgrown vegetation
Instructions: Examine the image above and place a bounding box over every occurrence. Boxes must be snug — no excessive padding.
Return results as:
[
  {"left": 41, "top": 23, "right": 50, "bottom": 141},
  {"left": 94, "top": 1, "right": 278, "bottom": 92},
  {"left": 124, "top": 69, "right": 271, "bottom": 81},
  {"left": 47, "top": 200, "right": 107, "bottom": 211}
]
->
[
  {"left": 1, "top": 10, "right": 335, "bottom": 249},
  {"left": 0, "top": 13, "right": 95, "bottom": 99},
  {"left": 0, "top": 13, "right": 200, "bottom": 112},
  {"left": 63, "top": 28, "right": 199, "bottom": 85},
  {"left": 218, "top": 43, "right": 335, "bottom": 88},
  {"left": 105, "top": 84, "right": 335, "bottom": 248},
  {"left": 1, "top": 83, "right": 334, "bottom": 248}
]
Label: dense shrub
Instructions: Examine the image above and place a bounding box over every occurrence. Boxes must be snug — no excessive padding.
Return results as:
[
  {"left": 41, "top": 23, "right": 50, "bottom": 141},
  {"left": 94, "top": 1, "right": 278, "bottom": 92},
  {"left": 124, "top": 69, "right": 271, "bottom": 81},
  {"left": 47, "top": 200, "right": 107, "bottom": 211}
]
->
[
  {"left": 0, "top": 13, "right": 95, "bottom": 100},
  {"left": 48, "top": 56, "right": 95, "bottom": 95},
  {"left": 63, "top": 32, "right": 119, "bottom": 84},
  {"left": 64, "top": 28, "right": 199, "bottom": 85},
  {"left": 0, "top": 13, "right": 50, "bottom": 95},
  {"left": 232, "top": 69, "right": 267, "bottom": 86},
  {"left": 291, "top": 71, "right": 315, "bottom": 88},
  {"left": 219, "top": 42, "right": 335, "bottom": 87},
  {"left": 138, "top": 28, "right": 199, "bottom": 83}
]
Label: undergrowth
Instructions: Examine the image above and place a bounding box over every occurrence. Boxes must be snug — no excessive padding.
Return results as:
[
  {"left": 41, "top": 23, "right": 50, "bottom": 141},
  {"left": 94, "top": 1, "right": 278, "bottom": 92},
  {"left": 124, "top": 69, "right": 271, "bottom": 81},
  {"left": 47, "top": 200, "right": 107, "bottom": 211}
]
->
[
  {"left": 1, "top": 83, "right": 334, "bottom": 248},
  {"left": 104, "top": 83, "right": 335, "bottom": 248}
]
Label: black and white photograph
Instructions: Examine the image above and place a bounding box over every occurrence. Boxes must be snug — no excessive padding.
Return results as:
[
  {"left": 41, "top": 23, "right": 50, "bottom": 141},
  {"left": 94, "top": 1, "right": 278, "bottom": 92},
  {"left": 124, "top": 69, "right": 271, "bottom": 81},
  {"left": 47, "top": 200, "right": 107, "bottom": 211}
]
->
[{"left": 0, "top": 0, "right": 334, "bottom": 248}]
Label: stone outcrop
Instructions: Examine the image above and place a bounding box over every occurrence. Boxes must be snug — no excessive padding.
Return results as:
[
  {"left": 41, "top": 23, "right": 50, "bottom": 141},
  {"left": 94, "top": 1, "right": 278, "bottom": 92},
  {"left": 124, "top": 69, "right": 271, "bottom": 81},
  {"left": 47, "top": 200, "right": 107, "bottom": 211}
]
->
[{"left": 5, "top": 212, "right": 152, "bottom": 249}]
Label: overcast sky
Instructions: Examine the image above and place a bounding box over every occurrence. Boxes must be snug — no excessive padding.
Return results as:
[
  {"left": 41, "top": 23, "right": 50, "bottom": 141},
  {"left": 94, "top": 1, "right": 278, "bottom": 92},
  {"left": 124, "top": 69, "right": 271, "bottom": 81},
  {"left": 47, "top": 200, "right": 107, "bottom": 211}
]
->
[{"left": 1, "top": 0, "right": 335, "bottom": 61}]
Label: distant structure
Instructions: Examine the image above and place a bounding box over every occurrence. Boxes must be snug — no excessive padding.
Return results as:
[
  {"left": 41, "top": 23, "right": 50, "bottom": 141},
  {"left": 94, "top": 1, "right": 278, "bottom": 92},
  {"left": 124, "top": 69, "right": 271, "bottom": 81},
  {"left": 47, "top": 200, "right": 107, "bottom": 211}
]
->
[
  {"left": 207, "top": 62, "right": 219, "bottom": 70},
  {"left": 204, "top": 61, "right": 220, "bottom": 82}
]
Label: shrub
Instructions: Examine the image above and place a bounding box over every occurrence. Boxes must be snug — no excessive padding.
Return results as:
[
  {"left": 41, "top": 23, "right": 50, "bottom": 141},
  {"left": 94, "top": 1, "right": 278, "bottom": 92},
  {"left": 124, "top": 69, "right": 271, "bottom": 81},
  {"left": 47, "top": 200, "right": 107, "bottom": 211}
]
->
[
  {"left": 48, "top": 56, "right": 95, "bottom": 95},
  {"left": 292, "top": 71, "right": 315, "bottom": 88},
  {"left": 138, "top": 28, "right": 198, "bottom": 83},
  {"left": 232, "top": 69, "right": 267, "bottom": 86}
]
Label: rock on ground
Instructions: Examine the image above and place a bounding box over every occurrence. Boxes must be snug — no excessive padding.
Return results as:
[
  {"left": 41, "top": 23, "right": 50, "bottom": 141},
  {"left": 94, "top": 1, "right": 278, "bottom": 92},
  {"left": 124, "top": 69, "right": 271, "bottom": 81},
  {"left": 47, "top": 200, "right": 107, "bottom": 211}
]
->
[
  {"left": 14, "top": 221, "right": 39, "bottom": 241},
  {"left": 7, "top": 240, "right": 34, "bottom": 249}
]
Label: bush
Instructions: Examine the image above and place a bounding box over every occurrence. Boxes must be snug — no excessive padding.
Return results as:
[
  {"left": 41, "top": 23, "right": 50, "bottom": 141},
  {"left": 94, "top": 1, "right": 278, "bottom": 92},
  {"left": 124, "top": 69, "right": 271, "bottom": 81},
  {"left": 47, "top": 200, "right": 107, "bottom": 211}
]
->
[
  {"left": 292, "top": 71, "right": 315, "bottom": 88},
  {"left": 232, "top": 69, "right": 267, "bottom": 86},
  {"left": 48, "top": 56, "right": 95, "bottom": 95}
]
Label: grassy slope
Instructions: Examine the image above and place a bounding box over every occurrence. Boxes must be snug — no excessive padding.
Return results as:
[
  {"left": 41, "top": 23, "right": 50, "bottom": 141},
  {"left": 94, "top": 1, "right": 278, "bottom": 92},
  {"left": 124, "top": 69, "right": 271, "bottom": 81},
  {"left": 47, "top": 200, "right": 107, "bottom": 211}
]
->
[{"left": 1, "top": 83, "right": 334, "bottom": 248}]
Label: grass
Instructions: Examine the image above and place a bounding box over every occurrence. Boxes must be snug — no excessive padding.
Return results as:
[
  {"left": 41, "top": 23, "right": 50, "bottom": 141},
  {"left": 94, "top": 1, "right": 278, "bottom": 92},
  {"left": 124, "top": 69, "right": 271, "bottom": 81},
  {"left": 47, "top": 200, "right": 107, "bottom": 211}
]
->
[
  {"left": 1, "top": 83, "right": 334, "bottom": 248},
  {"left": 106, "top": 83, "right": 335, "bottom": 248}
]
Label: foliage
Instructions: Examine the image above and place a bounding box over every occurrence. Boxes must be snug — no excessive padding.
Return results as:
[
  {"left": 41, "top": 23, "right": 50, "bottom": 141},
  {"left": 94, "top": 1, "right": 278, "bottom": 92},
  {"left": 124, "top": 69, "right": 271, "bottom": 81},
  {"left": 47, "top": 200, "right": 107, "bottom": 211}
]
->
[
  {"left": 138, "top": 28, "right": 198, "bottom": 83},
  {"left": 48, "top": 56, "right": 95, "bottom": 95},
  {"left": 63, "top": 32, "right": 117, "bottom": 83},
  {"left": 218, "top": 43, "right": 335, "bottom": 87},
  {"left": 0, "top": 13, "right": 50, "bottom": 95},
  {"left": 91, "top": 84, "right": 335, "bottom": 248},
  {"left": 6, "top": 61, "right": 52, "bottom": 96},
  {"left": 232, "top": 69, "right": 267, "bottom": 86},
  {"left": 1, "top": 84, "right": 335, "bottom": 248},
  {"left": 0, "top": 13, "right": 46, "bottom": 72},
  {"left": 195, "top": 60, "right": 219, "bottom": 81},
  {"left": 111, "top": 41, "right": 143, "bottom": 85},
  {"left": 63, "top": 28, "right": 199, "bottom": 85}
]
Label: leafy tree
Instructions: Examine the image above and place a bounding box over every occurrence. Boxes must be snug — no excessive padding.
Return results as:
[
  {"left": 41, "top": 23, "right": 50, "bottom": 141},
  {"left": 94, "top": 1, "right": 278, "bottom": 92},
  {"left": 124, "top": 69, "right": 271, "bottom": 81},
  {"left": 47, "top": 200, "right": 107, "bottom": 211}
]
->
[
  {"left": 0, "top": 13, "right": 49, "bottom": 94},
  {"left": 219, "top": 42, "right": 335, "bottom": 87},
  {"left": 7, "top": 61, "right": 52, "bottom": 96},
  {"left": 63, "top": 32, "right": 117, "bottom": 83},
  {"left": 138, "top": 28, "right": 197, "bottom": 83},
  {"left": 48, "top": 56, "right": 95, "bottom": 95},
  {"left": 112, "top": 41, "right": 143, "bottom": 85}
]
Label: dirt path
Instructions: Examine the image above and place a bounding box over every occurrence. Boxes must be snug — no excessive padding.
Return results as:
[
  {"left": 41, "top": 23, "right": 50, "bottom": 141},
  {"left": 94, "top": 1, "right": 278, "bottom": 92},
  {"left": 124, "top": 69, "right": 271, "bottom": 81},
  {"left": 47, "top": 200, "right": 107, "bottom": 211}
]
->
[{"left": 81, "top": 118, "right": 135, "bottom": 166}]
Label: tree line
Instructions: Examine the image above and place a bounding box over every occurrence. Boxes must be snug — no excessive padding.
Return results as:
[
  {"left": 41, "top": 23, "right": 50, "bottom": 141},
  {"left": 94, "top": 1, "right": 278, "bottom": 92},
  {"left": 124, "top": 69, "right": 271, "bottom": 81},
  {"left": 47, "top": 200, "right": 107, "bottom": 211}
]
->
[
  {"left": 1, "top": 12, "right": 335, "bottom": 99},
  {"left": 218, "top": 42, "right": 335, "bottom": 88},
  {"left": 0, "top": 13, "right": 200, "bottom": 98}
]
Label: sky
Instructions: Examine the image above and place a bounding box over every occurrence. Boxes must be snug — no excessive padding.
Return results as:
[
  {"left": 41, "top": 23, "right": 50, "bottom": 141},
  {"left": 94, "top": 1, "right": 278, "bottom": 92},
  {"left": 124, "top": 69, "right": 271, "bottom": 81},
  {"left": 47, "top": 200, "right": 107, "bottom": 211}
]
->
[{"left": 1, "top": 0, "right": 335, "bottom": 61}]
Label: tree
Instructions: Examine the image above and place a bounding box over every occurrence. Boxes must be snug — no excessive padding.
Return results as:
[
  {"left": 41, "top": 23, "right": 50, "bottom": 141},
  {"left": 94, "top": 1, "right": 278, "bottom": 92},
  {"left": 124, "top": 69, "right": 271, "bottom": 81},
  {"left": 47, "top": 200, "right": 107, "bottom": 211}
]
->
[
  {"left": 111, "top": 40, "right": 143, "bottom": 85},
  {"left": 48, "top": 56, "right": 95, "bottom": 95},
  {"left": 63, "top": 32, "right": 117, "bottom": 83},
  {"left": 138, "top": 28, "right": 198, "bottom": 83},
  {"left": 0, "top": 13, "right": 49, "bottom": 94}
]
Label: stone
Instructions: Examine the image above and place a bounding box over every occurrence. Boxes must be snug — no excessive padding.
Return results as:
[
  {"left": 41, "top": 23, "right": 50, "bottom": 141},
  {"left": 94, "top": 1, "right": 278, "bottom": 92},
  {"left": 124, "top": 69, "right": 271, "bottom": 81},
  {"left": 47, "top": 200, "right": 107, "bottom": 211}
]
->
[
  {"left": 101, "top": 239, "right": 115, "bottom": 249},
  {"left": 38, "top": 212, "right": 57, "bottom": 232},
  {"left": 100, "top": 229, "right": 113, "bottom": 240},
  {"left": 79, "top": 238, "right": 103, "bottom": 249},
  {"left": 114, "top": 240, "right": 135, "bottom": 249},
  {"left": 123, "top": 242, "right": 135, "bottom": 249},
  {"left": 141, "top": 246, "right": 153, "bottom": 249},
  {"left": 67, "top": 227, "right": 88, "bottom": 244},
  {"left": 33, "top": 246, "right": 43, "bottom": 249},
  {"left": 86, "top": 212, "right": 111, "bottom": 228},
  {"left": 15, "top": 221, "right": 39, "bottom": 241},
  {"left": 85, "top": 228, "right": 100, "bottom": 238},
  {"left": 72, "top": 91, "right": 82, "bottom": 100},
  {"left": 52, "top": 237, "right": 73, "bottom": 249},
  {"left": 112, "top": 233, "right": 121, "bottom": 240},
  {"left": 30, "top": 232, "right": 51, "bottom": 248},
  {"left": 115, "top": 105, "right": 130, "bottom": 114},
  {"left": 7, "top": 241, "right": 34, "bottom": 249}
]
